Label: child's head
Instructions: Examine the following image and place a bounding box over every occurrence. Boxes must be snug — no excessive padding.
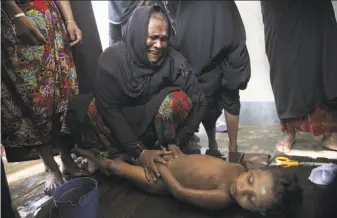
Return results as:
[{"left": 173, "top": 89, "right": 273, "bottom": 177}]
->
[{"left": 230, "top": 168, "right": 303, "bottom": 216}]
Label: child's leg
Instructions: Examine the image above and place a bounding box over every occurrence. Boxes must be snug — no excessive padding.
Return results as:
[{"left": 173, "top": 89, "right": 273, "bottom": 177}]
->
[{"left": 73, "top": 148, "right": 168, "bottom": 194}]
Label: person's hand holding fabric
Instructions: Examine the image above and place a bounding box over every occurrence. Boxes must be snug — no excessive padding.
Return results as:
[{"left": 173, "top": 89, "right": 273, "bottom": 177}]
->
[
  {"left": 15, "top": 16, "right": 46, "bottom": 46},
  {"left": 138, "top": 150, "right": 172, "bottom": 182},
  {"left": 167, "top": 144, "right": 183, "bottom": 158},
  {"left": 66, "top": 22, "right": 82, "bottom": 46}
]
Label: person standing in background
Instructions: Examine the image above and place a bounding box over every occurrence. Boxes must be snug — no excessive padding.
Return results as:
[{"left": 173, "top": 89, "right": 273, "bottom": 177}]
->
[
  {"left": 163, "top": 1, "right": 251, "bottom": 156},
  {"left": 261, "top": 1, "right": 337, "bottom": 152},
  {"left": 108, "top": 1, "right": 154, "bottom": 45},
  {"left": 1, "top": 0, "right": 87, "bottom": 195},
  {"left": 69, "top": 1, "right": 102, "bottom": 94}
]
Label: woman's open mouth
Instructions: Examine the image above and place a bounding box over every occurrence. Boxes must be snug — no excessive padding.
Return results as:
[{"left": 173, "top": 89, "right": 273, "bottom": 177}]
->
[{"left": 149, "top": 50, "right": 160, "bottom": 56}]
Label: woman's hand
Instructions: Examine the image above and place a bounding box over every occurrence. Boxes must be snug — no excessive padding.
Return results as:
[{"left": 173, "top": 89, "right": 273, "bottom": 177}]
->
[
  {"left": 138, "top": 150, "right": 172, "bottom": 182},
  {"left": 66, "top": 22, "right": 82, "bottom": 46},
  {"left": 15, "top": 16, "right": 46, "bottom": 46},
  {"left": 167, "top": 144, "right": 183, "bottom": 158}
]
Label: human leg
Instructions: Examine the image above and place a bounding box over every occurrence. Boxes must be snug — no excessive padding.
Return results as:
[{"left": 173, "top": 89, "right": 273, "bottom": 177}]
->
[
  {"left": 73, "top": 148, "right": 167, "bottom": 194},
  {"left": 36, "top": 144, "right": 64, "bottom": 195},
  {"left": 155, "top": 91, "right": 192, "bottom": 148},
  {"left": 278, "top": 107, "right": 337, "bottom": 152},
  {"left": 322, "top": 132, "right": 337, "bottom": 151},
  {"left": 109, "top": 22, "right": 122, "bottom": 45},
  {"left": 201, "top": 95, "right": 222, "bottom": 157},
  {"left": 221, "top": 88, "right": 241, "bottom": 152},
  {"left": 277, "top": 120, "right": 296, "bottom": 153}
]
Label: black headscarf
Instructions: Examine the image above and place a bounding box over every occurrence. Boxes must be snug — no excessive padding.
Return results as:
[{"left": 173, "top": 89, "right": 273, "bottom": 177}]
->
[
  {"left": 120, "top": 5, "right": 169, "bottom": 98},
  {"left": 106, "top": 5, "right": 171, "bottom": 99},
  {"left": 94, "top": 5, "right": 207, "bottom": 157}
]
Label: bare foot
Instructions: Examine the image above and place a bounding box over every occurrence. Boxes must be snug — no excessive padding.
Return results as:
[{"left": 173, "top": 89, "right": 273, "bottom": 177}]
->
[
  {"left": 60, "top": 152, "right": 90, "bottom": 180},
  {"left": 277, "top": 131, "right": 295, "bottom": 153},
  {"left": 73, "top": 148, "right": 125, "bottom": 175},
  {"left": 322, "top": 132, "right": 337, "bottom": 151},
  {"left": 44, "top": 170, "right": 64, "bottom": 196},
  {"left": 81, "top": 158, "right": 98, "bottom": 174}
]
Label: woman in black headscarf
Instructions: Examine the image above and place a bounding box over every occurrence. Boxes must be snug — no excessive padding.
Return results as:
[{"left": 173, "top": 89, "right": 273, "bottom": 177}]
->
[
  {"left": 261, "top": 1, "right": 337, "bottom": 152},
  {"left": 67, "top": 5, "right": 207, "bottom": 181},
  {"left": 163, "top": 1, "right": 251, "bottom": 156}
]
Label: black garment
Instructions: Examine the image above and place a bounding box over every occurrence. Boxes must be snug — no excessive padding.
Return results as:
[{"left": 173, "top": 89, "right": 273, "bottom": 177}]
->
[
  {"left": 108, "top": 1, "right": 138, "bottom": 44},
  {"left": 109, "top": 23, "right": 126, "bottom": 45},
  {"left": 70, "top": 1, "right": 102, "bottom": 94},
  {"left": 108, "top": 1, "right": 158, "bottom": 44},
  {"left": 1, "top": 158, "right": 16, "bottom": 218},
  {"left": 95, "top": 5, "right": 207, "bottom": 159},
  {"left": 108, "top": 1, "right": 141, "bottom": 25},
  {"left": 261, "top": 1, "right": 337, "bottom": 120},
  {"left": 162, "top": 1, "right": 250, "bottom": 125},
  {"left": 202, "top": 88, "right": 240, "bottom": 130}
]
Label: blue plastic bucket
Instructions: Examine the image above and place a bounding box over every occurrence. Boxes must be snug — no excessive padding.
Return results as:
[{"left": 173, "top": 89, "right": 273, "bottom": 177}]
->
[{"left": 53, "top": 177, "right": 100, "bottom": 218}]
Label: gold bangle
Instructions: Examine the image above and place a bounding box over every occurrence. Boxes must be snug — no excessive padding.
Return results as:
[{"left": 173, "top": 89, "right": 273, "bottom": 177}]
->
[{"left": 66, "top": 20, "right": 76, "bottom": 25}]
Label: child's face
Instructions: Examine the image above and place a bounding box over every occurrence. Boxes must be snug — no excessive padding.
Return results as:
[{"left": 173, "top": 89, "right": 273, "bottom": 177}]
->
[{"left": 230, "top": 169, "right": 275, "bottom": 212}]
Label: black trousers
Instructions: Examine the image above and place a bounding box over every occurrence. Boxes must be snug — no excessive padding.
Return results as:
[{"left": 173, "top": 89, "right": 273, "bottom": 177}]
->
[
  {"left": 202, "top": 87, "right": 240, "bottom": 131},
  {"left": 109, "top": 22, "right": 127, "bottom": 45}
]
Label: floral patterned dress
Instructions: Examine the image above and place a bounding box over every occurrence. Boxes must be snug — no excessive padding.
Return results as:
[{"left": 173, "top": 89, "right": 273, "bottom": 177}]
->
[{"left": 1, "top": 0, "right": 78, "bottom": 161}]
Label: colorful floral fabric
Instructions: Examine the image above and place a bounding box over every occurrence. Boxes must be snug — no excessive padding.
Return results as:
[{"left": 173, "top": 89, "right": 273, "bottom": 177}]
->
[
  {"left": 1, "top": 1, "right": 78, "bottom": 150},
  {"left": 281, "top": 107, "right": 337, "bottom": 136},
  {"left": 155, "top": 91, "right": 192, "bottom": 145}
]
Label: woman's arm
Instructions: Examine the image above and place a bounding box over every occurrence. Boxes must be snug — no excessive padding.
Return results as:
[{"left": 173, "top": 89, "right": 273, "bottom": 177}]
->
[
  {"left": 55, "top": 0, "right": 75, "bottom": 23},
  {"left": 2, "top": 1, "right": 22, "bottom": 17},
  {"left": 95, "top": 67, "right": 172, "bottom": 181},
  {"left": 2, "top": 1, "right": 46, "bottom": 45},
  {"left": 95, "top": 68, "right": 147, "bottom": 159},
  {"left": 158, "top": 165, "right": 231, "bottom": 210},
  {"left": 55, "top": 0, "right": 82, "bottom": 46}
]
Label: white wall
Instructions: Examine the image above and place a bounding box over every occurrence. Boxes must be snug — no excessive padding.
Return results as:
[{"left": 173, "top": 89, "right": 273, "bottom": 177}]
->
[
  {"left": 235, "top": 1, "right": 274, "bottom": 102},
  {"left": 333, "top": 1, "right": 337, "bottom": 22},
  {"left": 91, "top": 1, "right": 110, "bottom": 50}
]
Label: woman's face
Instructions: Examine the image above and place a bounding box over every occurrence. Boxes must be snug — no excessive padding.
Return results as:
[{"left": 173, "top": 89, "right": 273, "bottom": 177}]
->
[
  {"left": 230, "top": 169, "right": 275, "bottom": 212},
  {"left": 146, "top": 15, "right": 169, "bottom": 64}
]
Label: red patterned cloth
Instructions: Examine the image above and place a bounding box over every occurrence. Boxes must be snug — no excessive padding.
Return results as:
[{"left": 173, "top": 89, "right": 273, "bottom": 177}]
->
[{"left": 281, "top": 108, "right": 337, "bottom": 136}]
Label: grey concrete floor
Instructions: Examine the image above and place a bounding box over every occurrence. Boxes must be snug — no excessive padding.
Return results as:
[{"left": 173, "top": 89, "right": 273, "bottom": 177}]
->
[
  {"left": 196, "top": 125, "right": 337, "bottom": 160},
  {"left": 3, "top": 125, "right": 337, "bottom": 181}
]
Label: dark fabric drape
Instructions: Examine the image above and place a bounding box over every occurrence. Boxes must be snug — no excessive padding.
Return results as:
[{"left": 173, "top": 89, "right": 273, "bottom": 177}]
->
[
  {"left": 93, "top": 5, "right": 207, "bottom": 158},
  {"left": 108, "top": 1, "right": 141, "bottom": 25},
  {"left": 261, "top": 1, "right": 337, "bottom": 120},
  {"left": 1, "top": 158, "right": 16, "bottom": 218},
  {"left": 163, "top": 1, "right": 251, "bottom": 97},
  {"left": 70, "top": 1, "right": 102, "bottom": 94}
]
